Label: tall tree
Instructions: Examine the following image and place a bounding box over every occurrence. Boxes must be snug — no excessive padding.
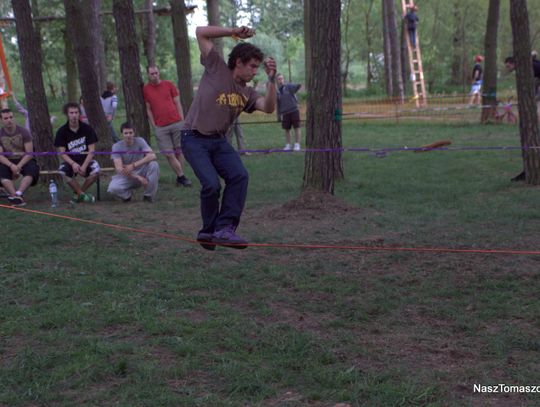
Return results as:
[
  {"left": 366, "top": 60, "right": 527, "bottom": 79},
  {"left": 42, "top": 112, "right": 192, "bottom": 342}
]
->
[
  {"left": 89, "top": 0, "right": 107, "bottom": 91},
  {"left": 140, "top": 0, "right": 156, "bottom": 67},
  {"left": 362, "top": 0, "right": 376, "bottom": 89},
  {"left": 303, "top": 0, "right": 343, "bottom": 193},
  {"left": 63, "top": 28, "right": 78, "bottom": 103},
  {"left": 112, "top": 0, "right": 150, "bottom": 143},
  {"left": 385, "top": 0, "right": 404, "bottom": 99},
  {"left": 381, "top": 0, "right": 393, "bottom": 96},
  {"left": 11, "top": 0, "right": 58, "bottom": 172},
  {"left": 342, "top": 0, "right": 353, "bottom": 96},
  {"left": 170, "top": 0, "right": 194, "bottom": 111},
  {"left": 481, "top": 0, "right": 500, "bottom": 123},
  {"left": 509, "top": 0, "right": 540, "bottom": 184},
  {"left": 206, "top": 0, "right": 224, "bottom": 58},
  {"left": 64, "top": 0, "right": 112, "bottom": 162},
  {"left": 450, "top": 0, "right": 464, "bottom": 86}
]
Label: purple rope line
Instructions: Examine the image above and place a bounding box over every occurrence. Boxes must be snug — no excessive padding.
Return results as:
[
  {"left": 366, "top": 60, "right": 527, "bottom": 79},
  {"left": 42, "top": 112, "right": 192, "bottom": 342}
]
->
[{"left": 2, "top": 146, "right": 537, "bottom": 157}]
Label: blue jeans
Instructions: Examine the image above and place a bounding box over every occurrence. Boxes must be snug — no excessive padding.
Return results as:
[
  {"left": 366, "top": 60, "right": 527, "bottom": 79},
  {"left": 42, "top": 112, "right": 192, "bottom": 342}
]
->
[{"left": 181, "top": 130, "right": 249, "bottom": 234}]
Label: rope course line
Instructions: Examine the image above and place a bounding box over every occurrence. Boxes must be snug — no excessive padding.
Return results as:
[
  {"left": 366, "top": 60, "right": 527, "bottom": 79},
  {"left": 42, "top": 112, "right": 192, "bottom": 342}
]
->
[
  {"left": 1, "top": 145, "right": 538, "bottom": 158},
  {"left": 2, "top": 204, "right": 539, "bottom": 256}
]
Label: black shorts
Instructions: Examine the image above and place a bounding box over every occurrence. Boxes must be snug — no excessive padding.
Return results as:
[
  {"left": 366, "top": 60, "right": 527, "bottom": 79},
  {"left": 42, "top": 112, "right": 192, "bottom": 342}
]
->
[
  {"left": 0, "top": 159, "right": 40, "bottom": 186},
  {"left": 59, "top": 160, "right": 101, "bottom": 178},
  {"left": 281, "top": 110, "right": 301, "bottom": 130}
]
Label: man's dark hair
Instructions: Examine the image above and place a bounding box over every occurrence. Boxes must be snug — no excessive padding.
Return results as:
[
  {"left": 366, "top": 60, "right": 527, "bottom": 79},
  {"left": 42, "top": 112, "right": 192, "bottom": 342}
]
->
[
  {"left": 63, "top": 102, "right": 80, "bottom": 116},
  {"left": 227, "top": 43, "right": 264, "bottom": 70},
  {"left": 0, "top": 108, "right": 12, "bottom": 116},
  {"left": 120, "top": 122, "right": 134, "bottom": 133},
  {"left": 505, "top": 56, "right": 515, "bottom": 64}
]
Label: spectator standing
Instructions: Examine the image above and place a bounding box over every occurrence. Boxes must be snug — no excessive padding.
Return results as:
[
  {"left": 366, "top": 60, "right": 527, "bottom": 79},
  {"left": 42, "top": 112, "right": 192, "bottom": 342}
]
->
[
  {"left": 100, "top": 81, "right": 120, "bottom": 143},
  {"left": 276, "top": 73, "right": 302, "bottom": 151},
  {"left": 143, "top": 66, "right": 192, "bottom": 187},
  {"left": 469, "top": 55, "right": 484, "bottom": 106}
]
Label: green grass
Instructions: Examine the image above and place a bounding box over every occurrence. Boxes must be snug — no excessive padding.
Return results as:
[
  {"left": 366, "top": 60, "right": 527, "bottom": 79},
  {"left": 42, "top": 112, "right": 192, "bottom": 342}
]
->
[{"left": 1, "top": 118, "right": 539, "bottom": 406}]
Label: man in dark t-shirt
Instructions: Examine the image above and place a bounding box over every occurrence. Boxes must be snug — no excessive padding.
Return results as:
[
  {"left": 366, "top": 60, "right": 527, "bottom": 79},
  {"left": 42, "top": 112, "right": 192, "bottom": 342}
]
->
[
  {"left": 54, "top": 102, "right": 100, "bottom": 203},
  {"left": 181, "top": 25, "right": 277, "bottom": 250}
]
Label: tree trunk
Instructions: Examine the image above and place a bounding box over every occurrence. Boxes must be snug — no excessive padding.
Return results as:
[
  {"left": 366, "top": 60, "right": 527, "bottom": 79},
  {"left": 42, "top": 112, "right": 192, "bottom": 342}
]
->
[
  {"left": 481, "top": 0, "right": 500, "bottom": 123},
  {"left": 89, "top": 0, "right": 107, "bottom": 91},
  {"left": 112, "top": 0, "right": 151, "bottom": 144},
  {"left": 11, "top": 0, "right": 58, "bottom": 172},
  {"left": 170, "top": 0, "right": 194, "bottom": 112},
  {"left": 63, "top": 28, "right": 79, "bottom": 103},
  {"left": 386, "top": 0, "right": 404, "bottom": 100},
  {"left": 64, "top": 0, "right": 112, "bottom": 165},
  {"left": 141, "top": 0, "right": 156, "bottom": 67},
  {"left": 509, "top": 0, "right": 540, "bottom": 184},
  {"left": 450, "top": 1, "right": 463, "bottom": 85},
  {"left": 303, "top": 0, "right": 311, "bottom": 93},
  {"left": 303, "top": 0, "right": 343, "bottom": 194},
  {"left": 342, "top": 0, "right": 352, "bottom": 97},
  {"left": 206, "top": 0, "right": 224, "bottom": 58},
  {"left": 382, "top": 0, "right": 393, "bottom": 96},
  {"left": 363, "top": 0, "right": 375, "bottom": 89}
]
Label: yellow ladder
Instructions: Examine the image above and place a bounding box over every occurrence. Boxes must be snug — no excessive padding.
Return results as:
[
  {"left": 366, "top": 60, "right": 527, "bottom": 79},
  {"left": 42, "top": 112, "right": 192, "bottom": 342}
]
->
[{"left": 401, "top": 0, "right": 427, "bottom": 107}]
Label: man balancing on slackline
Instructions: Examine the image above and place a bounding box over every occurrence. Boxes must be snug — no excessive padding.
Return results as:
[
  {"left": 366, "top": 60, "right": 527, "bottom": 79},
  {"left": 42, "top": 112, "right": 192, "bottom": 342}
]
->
[{"left": 181, "top": 25, "right": 277, "bottom": 250}]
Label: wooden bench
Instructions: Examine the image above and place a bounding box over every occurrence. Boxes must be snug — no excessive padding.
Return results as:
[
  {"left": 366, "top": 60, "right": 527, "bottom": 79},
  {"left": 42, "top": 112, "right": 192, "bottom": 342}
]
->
[{"left": 40, "top": 167, "right": 116, "bottom": 201}]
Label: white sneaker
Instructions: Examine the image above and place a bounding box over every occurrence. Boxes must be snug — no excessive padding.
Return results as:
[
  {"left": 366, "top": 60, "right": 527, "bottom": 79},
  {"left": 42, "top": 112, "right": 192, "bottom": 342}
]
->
[
  {"left": 293, "top": 143, "right": 301, "bottom": 151},
  {"left": 284, "top": 144, "right": 292, "bottom": 151}
]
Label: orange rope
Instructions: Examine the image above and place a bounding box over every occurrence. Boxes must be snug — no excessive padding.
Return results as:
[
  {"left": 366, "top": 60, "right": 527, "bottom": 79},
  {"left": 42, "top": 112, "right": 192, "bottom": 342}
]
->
[
  {"left": 0, "top": 34, "right": 12, "bottom": 98},
  {"left": 2, "top": 204, "right": 539, "bottom": 255}
]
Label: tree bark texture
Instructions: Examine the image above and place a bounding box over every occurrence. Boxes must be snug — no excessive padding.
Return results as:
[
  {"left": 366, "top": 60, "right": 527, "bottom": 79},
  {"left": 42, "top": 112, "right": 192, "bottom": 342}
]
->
[
  {"left": 89, "top": 0, "right": 108, "bottom": 91},
  {"left": 450, "top": 1, "right": 463, "bottom": 86},
  {"left": 11, "top": 0, "right": 58, "bottom": 172},
  {"left": 509, "top": 0, "right": 540, "bottom": 184},
  {"left": 206, "top": 0, "right": 224, "bottom": 58},
  {"left": 170, "top": 0, "right": 194, "bottom": 112},
  {"left": 382, "top": 0, "right": 393, "bottom": 96},
  {"left": 63, "top": 28, "right": 79, "bottom": 103},
  {"left": 303, "top": 0, "right": 343, "bottom": 194},
  {"left": 385, "top": 0, "right": 404, "bottom": 100},
  {"left": 112, "top": 0, "right": 151, "bottom": 144},
  {"left": 140, "top": 0, "right": 156, "bottom": 67},
  {"left": 303, "top": 0, "right": 310, "bottom": 93},
  {"left": 64, "top": 0, "right": 112, "bottom": 164},
  {"left": 481, "top": 0, "right": 500, "bottom": 123}
]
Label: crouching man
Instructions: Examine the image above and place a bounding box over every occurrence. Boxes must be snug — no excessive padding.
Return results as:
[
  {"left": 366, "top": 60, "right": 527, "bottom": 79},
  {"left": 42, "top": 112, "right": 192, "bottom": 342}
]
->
[{"left": 108, "top": 122, "right": 159, "bottom": 202}]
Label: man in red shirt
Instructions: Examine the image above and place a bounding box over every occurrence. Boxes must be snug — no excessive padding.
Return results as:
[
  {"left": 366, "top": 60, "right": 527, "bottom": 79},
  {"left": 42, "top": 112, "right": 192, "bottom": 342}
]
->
[{"left": 143, "top": 66, "right": 191, "bottom": 187}]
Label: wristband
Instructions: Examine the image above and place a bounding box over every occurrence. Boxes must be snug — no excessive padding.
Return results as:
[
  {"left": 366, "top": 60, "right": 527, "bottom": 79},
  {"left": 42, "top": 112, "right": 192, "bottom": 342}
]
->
[{"left": 267, "top": 75, "right": 276, "bottom": 83}]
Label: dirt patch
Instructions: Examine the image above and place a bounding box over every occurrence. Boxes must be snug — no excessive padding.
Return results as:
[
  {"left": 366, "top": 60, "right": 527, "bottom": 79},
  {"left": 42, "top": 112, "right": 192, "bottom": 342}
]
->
[{"left": 266, "top": 188, "right": 361, "bottom": 220}]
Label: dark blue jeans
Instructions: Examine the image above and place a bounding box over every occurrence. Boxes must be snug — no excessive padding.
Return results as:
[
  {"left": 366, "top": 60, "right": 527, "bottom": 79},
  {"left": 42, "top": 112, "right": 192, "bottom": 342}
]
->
[{"left": 181, "top": 130, "right": 249, "bottom": 234}]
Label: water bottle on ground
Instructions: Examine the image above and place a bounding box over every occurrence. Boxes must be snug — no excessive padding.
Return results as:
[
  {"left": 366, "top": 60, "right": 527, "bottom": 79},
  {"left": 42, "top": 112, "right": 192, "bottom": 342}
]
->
[{"left": 49, "top": 179, "right": 58, "bottom": 207}]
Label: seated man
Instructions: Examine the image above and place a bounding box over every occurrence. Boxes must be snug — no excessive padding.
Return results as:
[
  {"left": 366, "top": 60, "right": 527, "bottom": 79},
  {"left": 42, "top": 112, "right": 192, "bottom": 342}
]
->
[
  {"left": 107, "top": 122, "right": 159, "bottom": 202},
  {"left": 54, "top": 102, "right": 100, "bottom": 203},
  {"left": 0, "top": 108, "right": 39, "bottom": 206}
]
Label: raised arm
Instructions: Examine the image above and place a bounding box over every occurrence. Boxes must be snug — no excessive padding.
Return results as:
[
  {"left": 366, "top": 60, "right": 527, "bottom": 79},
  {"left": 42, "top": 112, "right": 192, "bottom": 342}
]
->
[{"left": 195, "top": 26, "right": 255, "bottom": 58}]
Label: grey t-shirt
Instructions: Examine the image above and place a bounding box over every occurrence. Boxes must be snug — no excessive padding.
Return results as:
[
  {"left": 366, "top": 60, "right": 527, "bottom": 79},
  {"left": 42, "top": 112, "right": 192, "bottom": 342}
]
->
[
  {"left": 111, "top": 137, "right": 151, "bottom": 164},
  {"left": 277, "top": 83, "right": 301, "bottom": 115},
  {"left": 184, "top": 47, "right": 259, "bottom": 135}
]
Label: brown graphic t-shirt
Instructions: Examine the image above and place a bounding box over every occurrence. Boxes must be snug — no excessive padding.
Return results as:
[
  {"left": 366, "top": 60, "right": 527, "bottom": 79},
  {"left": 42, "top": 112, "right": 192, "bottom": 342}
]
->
[
  {"left": 184, "top": 47, "right": 259, "bottom": 135},
  {"left": 0, "top": 125, "right": 32, "bottom": 161}
]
